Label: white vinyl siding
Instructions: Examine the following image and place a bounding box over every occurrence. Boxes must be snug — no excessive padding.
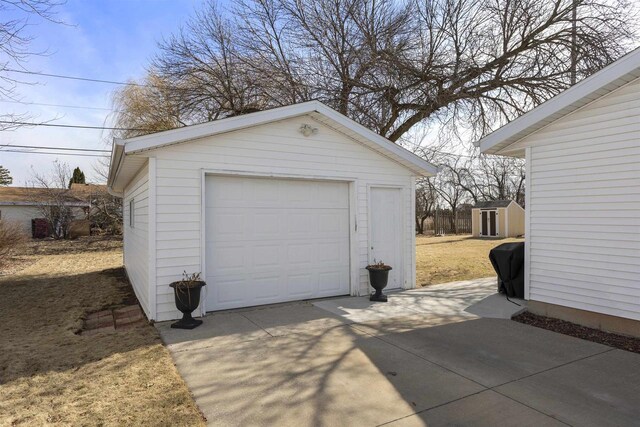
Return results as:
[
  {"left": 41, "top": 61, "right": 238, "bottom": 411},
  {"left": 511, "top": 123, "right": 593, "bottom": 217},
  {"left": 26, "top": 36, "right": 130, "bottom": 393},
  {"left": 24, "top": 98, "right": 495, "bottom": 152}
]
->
[
  {"left": 151, "top": 115, "right": 415, "bottom": 321},
  {"left": 525, "top": 77, "right": 640, "bottom": 321},
  {"left": 0, "top": 205, "right": 42, "bottom": 235},
  {"left": 123, "top": 162, "right": 150, "bottom": 318}
]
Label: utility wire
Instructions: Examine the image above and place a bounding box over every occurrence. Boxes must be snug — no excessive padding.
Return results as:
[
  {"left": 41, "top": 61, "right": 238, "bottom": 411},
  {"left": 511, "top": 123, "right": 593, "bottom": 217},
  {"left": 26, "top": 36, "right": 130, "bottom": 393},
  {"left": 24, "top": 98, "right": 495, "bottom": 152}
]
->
[
  {"left": 3, "top": 68, "right": 147, "bottom": 88},
  {"left": 3, "top": 68, "right": 194, "bottom": 92},
  {"left": 0, "top": 120, "right": 150, "bottom": 131},
  {"left": 0, "top": 99, "right": 118, "bottom": 112},
  {"left": 0, "top": 149, "right": 108, "bottom": 157},
  {"left": 0, "top": 144, "right": 109, "bottom": 152}
]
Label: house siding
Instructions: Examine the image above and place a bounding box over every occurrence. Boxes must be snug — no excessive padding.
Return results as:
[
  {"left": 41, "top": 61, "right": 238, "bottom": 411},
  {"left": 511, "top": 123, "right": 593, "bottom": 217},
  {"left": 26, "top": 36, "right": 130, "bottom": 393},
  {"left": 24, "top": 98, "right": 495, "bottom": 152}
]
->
[
  {"left": 524, "top": 77, "right": 640, "bottom": 321},
  {"left": 0, "top": 206, "right": 42, "bottom": 234},
  {"left": 150, "top": 115, "right": 415, "bottom": 321},
  {"left": 0, "top": 205, "right": 86, "bottom": 235},
  {"left": 123, "top": 162, "right": 150, "bottom": 318}
]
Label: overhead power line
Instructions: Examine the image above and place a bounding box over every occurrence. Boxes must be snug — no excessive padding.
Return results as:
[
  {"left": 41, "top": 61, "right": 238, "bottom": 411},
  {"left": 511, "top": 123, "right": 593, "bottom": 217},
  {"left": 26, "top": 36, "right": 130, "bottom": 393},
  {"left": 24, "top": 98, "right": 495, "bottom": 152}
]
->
[
  {"left": 0, "top": 120, "right": 149, "bottom": 131},
  {"left": 2, "top": 68, "right": 194, "bottom": 92},
  {"left": 0, "top": 149, "right": 108, "bottom": 157},
  {"left": 0, "top": 144, "right": 110, "bottom": 152},
  {"left": 4, "top": 68, "right": 147, "bottom": 88},
  {"left": 0, "top": 99, "right": 118, "bottom": 112}
]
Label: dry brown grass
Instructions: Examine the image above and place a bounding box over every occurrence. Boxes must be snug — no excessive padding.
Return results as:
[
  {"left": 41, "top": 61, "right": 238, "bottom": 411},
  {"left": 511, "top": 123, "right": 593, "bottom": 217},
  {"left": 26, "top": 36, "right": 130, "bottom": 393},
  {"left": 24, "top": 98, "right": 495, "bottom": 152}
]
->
[
  {"left": 416, "top": 234, "right": 524, "bottom": 286},
  {"left": 0, "top": 220, "right": 26, "bottom": 266},
  {"left": 0, "top": 239, "right": 205, "bottom": 426}
]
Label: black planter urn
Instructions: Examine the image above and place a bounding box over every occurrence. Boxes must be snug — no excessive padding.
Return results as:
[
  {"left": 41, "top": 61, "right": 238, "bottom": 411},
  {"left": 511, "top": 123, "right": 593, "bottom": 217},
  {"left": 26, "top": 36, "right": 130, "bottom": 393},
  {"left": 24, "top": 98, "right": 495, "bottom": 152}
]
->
[
  {"left": 169, "top": 281, "right": 206, "bottom": 329},
  {"left": 366, "top": 265, "right": 392, "bottom": 302}
]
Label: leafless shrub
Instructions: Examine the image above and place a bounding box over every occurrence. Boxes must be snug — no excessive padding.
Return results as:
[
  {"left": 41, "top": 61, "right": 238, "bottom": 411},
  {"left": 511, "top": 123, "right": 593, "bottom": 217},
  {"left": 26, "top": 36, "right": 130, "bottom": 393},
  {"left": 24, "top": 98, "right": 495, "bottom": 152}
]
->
[
  {"left": 0, "top": 220, "right": 25, "bottom": 262},
  {"left": 28, "top": 160, "right": 84, "bottom": 239}
]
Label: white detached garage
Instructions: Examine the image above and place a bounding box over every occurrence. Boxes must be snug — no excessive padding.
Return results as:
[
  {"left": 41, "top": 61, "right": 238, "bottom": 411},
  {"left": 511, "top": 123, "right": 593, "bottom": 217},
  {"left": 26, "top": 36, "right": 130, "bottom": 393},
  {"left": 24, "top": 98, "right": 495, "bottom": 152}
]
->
[{"left": 108, "top": 101, "right": 437, "bottom": 321}]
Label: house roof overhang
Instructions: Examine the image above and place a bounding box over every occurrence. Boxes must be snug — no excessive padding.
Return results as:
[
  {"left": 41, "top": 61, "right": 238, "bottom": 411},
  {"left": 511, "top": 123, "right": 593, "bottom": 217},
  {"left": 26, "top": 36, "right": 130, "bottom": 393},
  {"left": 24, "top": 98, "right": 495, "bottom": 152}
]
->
[
  {"left": 107, "top": 101, "right": 438, "bottom": 194},
  {"left": 476, "top": 47, "right": 640, "bottom": 157}
]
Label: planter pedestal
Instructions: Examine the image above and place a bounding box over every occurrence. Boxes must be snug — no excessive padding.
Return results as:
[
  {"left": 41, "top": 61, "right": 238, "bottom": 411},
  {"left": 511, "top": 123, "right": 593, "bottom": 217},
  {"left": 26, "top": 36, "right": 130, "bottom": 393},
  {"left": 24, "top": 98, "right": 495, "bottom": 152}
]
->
[
  {"left": 170, "top": 281, "right": 205, "bottom": 329},
  {"left": 370, "top": 290, "right": 388, "bottom": 302},
  {"left": 171, "top": 312, "right": 203, "bottom": 330},
  {"left": 366, "top": 267, "right": 392, "bottom": 303}
]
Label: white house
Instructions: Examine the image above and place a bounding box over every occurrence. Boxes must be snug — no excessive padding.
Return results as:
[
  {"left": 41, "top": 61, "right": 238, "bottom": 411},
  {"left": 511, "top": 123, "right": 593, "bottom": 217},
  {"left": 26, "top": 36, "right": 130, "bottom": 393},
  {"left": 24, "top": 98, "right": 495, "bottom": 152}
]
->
[
  {"left": 107, "top": 101, "right": 437, "bottom": 322},
  {"left": 0, "top": 186, "right": 91, "bottom": 236},
  {"left": 477, "top": 48, "right": 640, "bottom": 336}
]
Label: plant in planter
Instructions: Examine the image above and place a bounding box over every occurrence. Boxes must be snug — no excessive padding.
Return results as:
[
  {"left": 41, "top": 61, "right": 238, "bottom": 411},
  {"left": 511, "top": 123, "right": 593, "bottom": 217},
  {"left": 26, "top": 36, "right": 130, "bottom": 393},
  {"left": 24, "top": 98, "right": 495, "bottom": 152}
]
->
[
  {"left": 170, "top": 271, "right": 206, "bottom": 329},
  {"left": 366, "top": 260, "right": 392, "bottom": 302}
]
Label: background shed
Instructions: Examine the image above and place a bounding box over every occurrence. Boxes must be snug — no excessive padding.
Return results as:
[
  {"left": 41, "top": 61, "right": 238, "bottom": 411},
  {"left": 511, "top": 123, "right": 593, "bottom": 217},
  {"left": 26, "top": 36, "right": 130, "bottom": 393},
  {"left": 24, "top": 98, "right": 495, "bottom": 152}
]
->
[{"left": 471, "top": 200, "right": 524, "bottom": 238}]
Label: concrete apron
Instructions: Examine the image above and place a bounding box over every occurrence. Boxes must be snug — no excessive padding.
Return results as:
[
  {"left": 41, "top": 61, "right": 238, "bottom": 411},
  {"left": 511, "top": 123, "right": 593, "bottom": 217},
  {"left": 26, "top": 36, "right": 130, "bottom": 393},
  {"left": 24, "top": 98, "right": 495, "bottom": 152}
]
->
[{"left": 156, "top": 278, "right": 640, "bottom": 427}]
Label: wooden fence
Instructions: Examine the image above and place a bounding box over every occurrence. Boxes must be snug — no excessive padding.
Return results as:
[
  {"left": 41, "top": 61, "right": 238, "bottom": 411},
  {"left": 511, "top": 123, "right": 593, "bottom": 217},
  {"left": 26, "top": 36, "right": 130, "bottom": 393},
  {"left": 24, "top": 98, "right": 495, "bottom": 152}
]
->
[{"left": 422, "top": 211, "right": 472, "bottom": 235}]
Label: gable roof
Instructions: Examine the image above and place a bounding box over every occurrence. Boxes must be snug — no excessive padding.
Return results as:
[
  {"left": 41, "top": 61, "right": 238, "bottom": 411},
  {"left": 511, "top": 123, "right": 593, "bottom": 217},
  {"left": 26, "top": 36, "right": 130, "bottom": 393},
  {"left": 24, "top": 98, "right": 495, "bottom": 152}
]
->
[
  {"left": 0, "top": 186, "right": 89, "bottom": 207},
  {"left": 69, "top": 183, "right": 108, "bottom": 199},
  {"left": 473, "top": 200, "right": 515, "bottom": 209},
  {"left": 477, "top": 47, "right": 640, "bottom": 157},
  {"left": 108, "top": 101, "right": 438, "bottom": 194}
]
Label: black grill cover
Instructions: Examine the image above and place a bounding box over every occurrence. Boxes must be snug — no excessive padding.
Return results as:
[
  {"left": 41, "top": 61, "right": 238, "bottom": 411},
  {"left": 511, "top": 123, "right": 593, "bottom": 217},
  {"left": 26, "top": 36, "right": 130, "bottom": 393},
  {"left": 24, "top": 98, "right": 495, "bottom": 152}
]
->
[{"left": 489, "top": 242, "right": 525, "bottom": 299}]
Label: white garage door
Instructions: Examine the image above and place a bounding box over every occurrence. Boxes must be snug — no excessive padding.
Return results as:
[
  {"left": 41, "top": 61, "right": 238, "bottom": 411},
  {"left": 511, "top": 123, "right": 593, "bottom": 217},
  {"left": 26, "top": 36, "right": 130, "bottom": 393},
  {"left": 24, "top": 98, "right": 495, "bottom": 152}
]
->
[{"left": 205, "top": 176, "right": 350, "bottom": 311}]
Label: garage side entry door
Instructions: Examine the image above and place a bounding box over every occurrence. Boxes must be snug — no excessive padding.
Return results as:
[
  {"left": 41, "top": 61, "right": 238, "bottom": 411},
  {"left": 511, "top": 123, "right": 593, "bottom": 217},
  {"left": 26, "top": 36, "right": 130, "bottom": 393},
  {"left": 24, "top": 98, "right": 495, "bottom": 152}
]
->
[{"left": 205, "top": 175, "right": 350, "bottom": 311}]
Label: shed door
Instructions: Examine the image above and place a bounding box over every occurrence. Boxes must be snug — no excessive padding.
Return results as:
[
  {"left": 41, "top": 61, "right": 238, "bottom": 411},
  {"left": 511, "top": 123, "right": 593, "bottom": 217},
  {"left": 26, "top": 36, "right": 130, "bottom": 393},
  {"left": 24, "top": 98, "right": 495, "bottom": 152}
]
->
[
  {"left": 489, "top": 211, "right": 497, "bottom": 236},
  {"left": 370, "top": 187, "right": 403, "bottom": 289},
  {"left": 205, "top": 176, "right": 350, "bottom": 311},
  {"left": 481, "top": 211, "right": 488, "bottom": 236}
]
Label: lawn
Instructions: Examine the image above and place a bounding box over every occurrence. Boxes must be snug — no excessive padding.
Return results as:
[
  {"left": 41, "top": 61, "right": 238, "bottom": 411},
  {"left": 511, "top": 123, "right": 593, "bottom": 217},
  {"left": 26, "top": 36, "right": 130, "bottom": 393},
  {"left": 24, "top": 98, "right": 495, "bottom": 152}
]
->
[
  {"left": 416, "top": 234, "right": 524, "bottom": 287},
  {"left": 0, "top": 237, "right": 205, "bottom": 426}
]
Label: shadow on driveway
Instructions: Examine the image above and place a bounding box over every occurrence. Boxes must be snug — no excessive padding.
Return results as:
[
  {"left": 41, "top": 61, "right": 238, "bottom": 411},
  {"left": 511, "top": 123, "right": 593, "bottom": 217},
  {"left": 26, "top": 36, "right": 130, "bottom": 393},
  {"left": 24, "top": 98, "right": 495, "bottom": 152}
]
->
[{"left": 156, "top": 287, "right": 640, "bottom": 427}]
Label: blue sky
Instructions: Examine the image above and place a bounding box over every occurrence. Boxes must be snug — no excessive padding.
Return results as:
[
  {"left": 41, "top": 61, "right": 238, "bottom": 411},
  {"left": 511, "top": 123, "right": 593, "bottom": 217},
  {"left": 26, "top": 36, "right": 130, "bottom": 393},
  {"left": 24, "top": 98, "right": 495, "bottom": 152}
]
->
[{"left": 0, "top": 0, "right": 213, "bottom": 185}]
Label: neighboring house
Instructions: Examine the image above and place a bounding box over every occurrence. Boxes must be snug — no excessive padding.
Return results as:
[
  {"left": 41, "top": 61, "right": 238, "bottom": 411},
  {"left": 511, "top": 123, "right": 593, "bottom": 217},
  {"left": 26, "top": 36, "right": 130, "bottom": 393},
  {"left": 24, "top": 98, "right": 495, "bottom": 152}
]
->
[
  {"left": 477, "top": 48, "right": 640, "bottom": 336},
  {"left": 0, "top": 187, "right": 90, "bottom": 236},
  {"left": 107, "top": 101, "right": 437, "bottom": 321},
  {"left": 471, "top": 200, "right": 524, "bottom": 238}
]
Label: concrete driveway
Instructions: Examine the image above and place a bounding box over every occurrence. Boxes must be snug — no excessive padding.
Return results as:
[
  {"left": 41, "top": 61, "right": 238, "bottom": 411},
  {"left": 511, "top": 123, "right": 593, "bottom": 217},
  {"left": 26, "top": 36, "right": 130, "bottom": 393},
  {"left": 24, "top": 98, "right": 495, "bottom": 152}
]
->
[{"left": 156, "top": 278, "right": 640, "bottom": 427}]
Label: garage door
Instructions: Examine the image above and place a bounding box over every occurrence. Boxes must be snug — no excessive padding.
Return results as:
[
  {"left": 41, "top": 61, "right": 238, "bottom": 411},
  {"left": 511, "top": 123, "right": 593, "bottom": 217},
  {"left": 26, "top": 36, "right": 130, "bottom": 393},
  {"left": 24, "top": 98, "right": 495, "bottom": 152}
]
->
[{"left": 205, "top": 176, "right": 350, "bottom": 311}]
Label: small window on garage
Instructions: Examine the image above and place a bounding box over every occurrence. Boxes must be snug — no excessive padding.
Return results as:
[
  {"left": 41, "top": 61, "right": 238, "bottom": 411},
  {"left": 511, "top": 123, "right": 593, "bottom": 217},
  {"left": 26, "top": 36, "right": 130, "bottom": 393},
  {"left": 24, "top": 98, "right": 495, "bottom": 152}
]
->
[{"left": 129, "top": 199, "right": 135, "bottom": 228}]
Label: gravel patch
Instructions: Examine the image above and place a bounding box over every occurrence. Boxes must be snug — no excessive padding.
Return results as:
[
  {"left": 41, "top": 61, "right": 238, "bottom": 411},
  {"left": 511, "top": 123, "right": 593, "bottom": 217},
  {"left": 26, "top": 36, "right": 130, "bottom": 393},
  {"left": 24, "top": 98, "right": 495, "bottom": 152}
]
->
[{"left": 513, "top": 311, "right": 640, "bottom": 354}]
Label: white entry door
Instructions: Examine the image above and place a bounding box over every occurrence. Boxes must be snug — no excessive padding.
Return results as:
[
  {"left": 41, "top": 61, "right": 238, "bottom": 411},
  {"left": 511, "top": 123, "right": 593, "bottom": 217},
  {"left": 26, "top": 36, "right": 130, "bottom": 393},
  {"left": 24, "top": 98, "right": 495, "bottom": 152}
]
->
[
  {"left": 370, "top": 187, "right": 403, "bottom": 289},
  {"left": 205, "top": 176, "right": 350, "bottom": 311}
]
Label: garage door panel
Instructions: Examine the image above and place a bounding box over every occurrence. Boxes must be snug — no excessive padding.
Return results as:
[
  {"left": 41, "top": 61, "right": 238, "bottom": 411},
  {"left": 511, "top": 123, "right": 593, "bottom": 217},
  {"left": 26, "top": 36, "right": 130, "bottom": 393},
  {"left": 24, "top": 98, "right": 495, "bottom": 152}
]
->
[
  {"left": 286, "top": 272, "right": 315, "bottom": 297},
  {"left": 252, "top": 275, "right": 283, "bottom": 301},
  {"left": 214, "top": 277, "right": 248, "bottom": 306},
  {"left": 287, "top": 213, "right": 310, "bottom": 236},
  {"left": 318, "top": 271, "right": 343, "bottom": 294},
  {"left": 252, "top": 244, "right": 281, "bottom": 266},
  {"left": 209, "top": 244, "right": 246, "bottom": 270},
  {"left": 287, "top": 243, "right": 313, "bottom": 266},
  {"left": 206, "top": 176, "right": 350, "bottom": 311}
]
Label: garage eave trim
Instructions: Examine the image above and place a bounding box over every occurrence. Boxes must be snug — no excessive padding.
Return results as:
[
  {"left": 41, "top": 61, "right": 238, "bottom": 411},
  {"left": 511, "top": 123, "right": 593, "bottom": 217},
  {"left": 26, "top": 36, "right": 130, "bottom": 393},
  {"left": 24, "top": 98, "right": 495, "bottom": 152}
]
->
[{"left": 115, "top": 101, "right": 438, "bottom": 177}]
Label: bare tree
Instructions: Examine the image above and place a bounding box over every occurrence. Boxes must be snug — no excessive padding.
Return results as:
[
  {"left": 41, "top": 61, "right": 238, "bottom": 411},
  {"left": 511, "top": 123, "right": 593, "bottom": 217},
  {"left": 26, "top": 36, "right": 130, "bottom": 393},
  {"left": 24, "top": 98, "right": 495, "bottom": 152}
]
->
[
  {"left": 81, "top": 186, "right": 122, "bottom": 235},
  {"left": 453, "top": 155, "right": 526, "bottom": 206},
  {"left": 29, "top": 160, "right": 83, "bottom": 239},
  {"left": 110, "top": 72, "right": 186, "bottom": 139},
  {"left": 434, "top": 157, "right": 471, "bottom": 234},
  {"left": 114, "top": 0, "right": 636, "bottom": 144},
  {"left": 0, "top": 0, "right": 64, "bottom": 129},
  {"left": 415, "top": 177, "right": 437, "bottom": 234}
]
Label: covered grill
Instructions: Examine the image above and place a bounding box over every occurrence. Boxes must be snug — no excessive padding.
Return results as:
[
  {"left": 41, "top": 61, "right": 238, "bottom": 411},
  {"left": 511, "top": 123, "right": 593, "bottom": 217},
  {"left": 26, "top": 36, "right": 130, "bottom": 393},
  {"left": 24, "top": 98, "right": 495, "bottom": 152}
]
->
[{"left": 489, "top": 242, "right": 525, "bottom": 299}]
